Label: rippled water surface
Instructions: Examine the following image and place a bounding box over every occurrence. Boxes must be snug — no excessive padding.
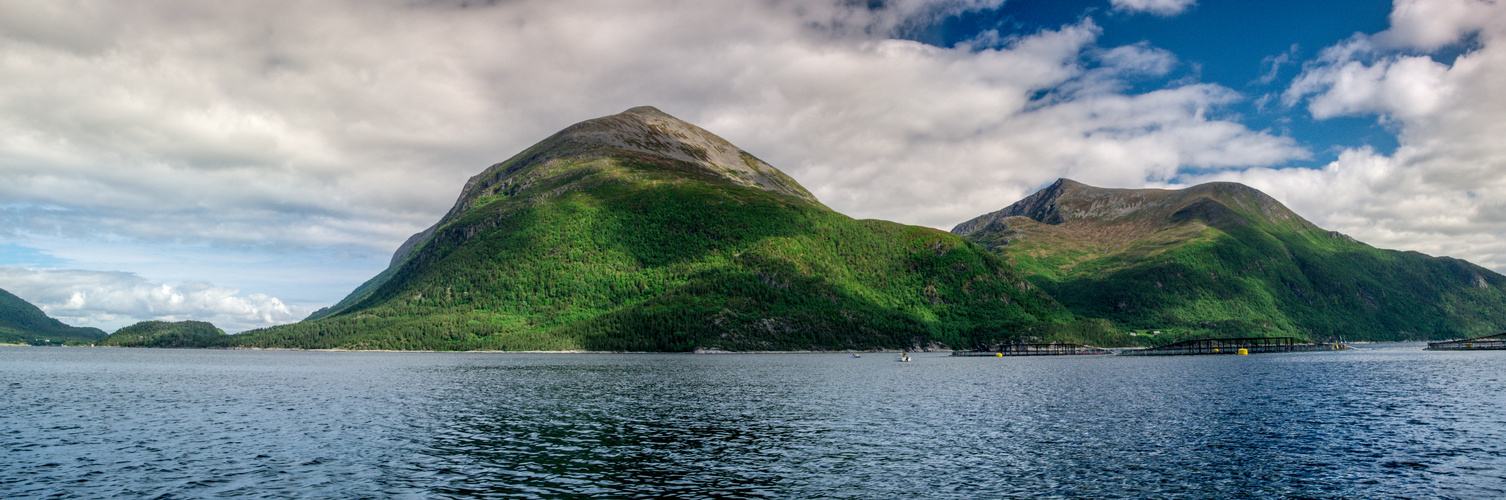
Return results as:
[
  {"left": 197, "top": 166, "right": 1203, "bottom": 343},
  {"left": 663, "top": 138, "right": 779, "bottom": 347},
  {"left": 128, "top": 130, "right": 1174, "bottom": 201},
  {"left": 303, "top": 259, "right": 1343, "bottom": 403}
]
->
[{"left": 3, "top": 344, "right": 1504, "bottom": 498}]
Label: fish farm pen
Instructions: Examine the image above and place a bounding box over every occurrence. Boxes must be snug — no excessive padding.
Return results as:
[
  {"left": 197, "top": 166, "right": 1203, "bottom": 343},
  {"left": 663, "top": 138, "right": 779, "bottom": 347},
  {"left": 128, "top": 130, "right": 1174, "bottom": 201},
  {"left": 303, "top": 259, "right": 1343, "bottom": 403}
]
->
[
  {"left": 1426, "top": 333, "right": 1506, "bottom": 350},
  {"left": 1117, "top": 337, "right": 1341, "bottom": 356},
  {"left": 951, "top": 343, "right": 1113, "bottom": 357}
]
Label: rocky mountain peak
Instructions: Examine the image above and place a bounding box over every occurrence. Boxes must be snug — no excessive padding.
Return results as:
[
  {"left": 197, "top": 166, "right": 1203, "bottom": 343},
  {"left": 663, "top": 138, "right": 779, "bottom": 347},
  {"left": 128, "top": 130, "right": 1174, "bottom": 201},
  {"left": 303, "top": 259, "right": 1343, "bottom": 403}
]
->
[
  {"left": 952, "top": 178, "right": 1315, "bottom": 238},
  {"left": 385, "top": 106, "right": 821, "bottom": 274},
  {"left": 457, "top": 106, "right": 817, "bottom": 209}
]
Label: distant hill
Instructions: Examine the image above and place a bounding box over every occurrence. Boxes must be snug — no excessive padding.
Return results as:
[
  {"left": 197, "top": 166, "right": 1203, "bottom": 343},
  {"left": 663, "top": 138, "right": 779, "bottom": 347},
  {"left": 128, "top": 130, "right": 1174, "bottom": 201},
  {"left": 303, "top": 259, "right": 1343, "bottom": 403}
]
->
[
  {"left": 954, "top": 179, "right": 1506, "bottom": 343},
  {"left": 96, "top": 320, "right": 227, "bottom": 348},
  {"left": 0, "top": 287, "right": 107, "bottom": 345},
  {"left": 230, "top": 107, "right": 1073, "bottom": 351}
]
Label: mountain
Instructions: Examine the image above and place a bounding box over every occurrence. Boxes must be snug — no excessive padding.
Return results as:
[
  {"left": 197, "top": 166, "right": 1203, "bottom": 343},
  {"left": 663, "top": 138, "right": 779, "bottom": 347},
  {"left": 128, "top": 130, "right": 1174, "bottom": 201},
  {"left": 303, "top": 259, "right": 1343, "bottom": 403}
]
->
[
  {"left": 0, "top": 287, "right": 107, "bottom": 345},
  {"left": 954, "top": 179, "right": 1506, "bottom": 342},
  {"left": 231, "top": 107, "right": 1074, "bottom": 351},
  {"left": 95, "top": 320, "right": 227, "bottom": 348}
]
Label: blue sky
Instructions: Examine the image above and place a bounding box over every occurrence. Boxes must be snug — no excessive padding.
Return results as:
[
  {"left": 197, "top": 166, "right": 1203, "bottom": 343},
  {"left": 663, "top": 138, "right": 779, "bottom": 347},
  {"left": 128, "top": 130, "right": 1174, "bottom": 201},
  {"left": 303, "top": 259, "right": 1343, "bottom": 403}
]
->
[
  {"left": 0, "top": 243, "right": 64, "bottom": 268},
  {"left": 1, "top": 0, "right": 1504, "bottom": 332},
  {"left": 919, "top": 0, "right": 1401, "bottom": 169}
]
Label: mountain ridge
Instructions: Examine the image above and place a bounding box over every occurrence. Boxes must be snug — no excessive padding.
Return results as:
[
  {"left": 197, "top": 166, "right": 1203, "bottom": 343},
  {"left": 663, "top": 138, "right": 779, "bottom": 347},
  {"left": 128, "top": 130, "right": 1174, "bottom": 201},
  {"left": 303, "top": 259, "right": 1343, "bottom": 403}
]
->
[
  {"left": 243, "top": 107, "right": 1081, "bottom": 351},
  {"left": 954, "top": 178, "right": 1506, "bottom": 342}
]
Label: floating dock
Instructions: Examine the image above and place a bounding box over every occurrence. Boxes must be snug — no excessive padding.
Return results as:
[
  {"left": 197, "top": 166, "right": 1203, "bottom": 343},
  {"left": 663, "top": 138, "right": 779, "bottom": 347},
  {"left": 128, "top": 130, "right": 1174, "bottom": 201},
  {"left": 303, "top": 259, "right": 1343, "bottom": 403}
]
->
[
  {"left": 1117, "top": 336, "right": 1342, "bottom": 356},
  {"left": 952, "top": 342, "right": 1113, "bottom": 357},
  {"left": 1426, "top": 333, "right": 1506, "bottom": 350}
]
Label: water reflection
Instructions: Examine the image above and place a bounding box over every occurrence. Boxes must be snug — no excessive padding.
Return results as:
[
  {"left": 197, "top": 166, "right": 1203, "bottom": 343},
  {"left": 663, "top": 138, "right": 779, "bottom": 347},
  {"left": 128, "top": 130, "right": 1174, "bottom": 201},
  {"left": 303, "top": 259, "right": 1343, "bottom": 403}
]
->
[
  {"left": 367, "top": 348, "right": 1506, "bottom": 498},
  {"left": 409, "top": 359, "right": 816, "bottom": 499}
]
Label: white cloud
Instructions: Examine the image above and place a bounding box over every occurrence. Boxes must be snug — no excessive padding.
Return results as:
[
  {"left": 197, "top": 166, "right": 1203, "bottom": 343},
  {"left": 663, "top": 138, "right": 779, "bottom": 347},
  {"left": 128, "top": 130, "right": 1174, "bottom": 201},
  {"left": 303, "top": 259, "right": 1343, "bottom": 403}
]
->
[
  {"left": 1256, "top": 44, "right": 1299, "bottom": 86},
  {"left": 0, "top": 267, "right": 306, "bottom": 333},
  {"left": 1097, "top": 43, "right": 1179, "bottom": 77},
  {"left": 0, "top": 0, "right": 1309, "bottom": 317},
  {"left": 1378, "top": 0, "right": 1497, "bottom": 50},
  {"left": 1285, "top": 38, "right": 1455, "bottom": 121},
  {"left": 1205, "top": 0, "right": 1506, "bottom": 272},
  {"left": 1109, "top": 0, "right": 1197, "bottom": 17}
]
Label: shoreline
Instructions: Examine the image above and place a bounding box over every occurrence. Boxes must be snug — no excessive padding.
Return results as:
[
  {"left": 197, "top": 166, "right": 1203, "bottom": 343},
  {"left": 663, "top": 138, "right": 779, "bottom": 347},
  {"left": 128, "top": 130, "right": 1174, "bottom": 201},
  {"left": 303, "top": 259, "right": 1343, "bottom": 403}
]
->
[
  {"left": 14, "top": 340, "right": 1439, "bottom": 354},
  {"left": 27, "top": 345, "right": 945, "bottom": 354}
]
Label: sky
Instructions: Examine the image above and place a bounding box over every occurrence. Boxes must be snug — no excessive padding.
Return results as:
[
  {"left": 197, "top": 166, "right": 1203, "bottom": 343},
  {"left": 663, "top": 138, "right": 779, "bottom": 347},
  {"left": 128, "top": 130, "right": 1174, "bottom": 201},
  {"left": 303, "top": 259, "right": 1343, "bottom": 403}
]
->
[{"left": 2, "top": 0, "right": 1504, "bottom": 333}]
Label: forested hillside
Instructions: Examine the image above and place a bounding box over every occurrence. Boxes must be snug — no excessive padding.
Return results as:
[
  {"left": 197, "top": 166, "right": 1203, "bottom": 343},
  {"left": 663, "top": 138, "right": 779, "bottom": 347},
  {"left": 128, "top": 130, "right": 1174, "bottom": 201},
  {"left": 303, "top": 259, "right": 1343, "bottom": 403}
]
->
[
  {"left": 95, "top": 320, "right": 228, "bottom": 348},
  {"left": 227, "top": 107, "right": 1076, "bottom": 351},
  {"left": 955, "top": 179, "right": 1506, "bottom": 343},
  {"left": 0, "top": 287, "right": 106, "bottom": 345}
]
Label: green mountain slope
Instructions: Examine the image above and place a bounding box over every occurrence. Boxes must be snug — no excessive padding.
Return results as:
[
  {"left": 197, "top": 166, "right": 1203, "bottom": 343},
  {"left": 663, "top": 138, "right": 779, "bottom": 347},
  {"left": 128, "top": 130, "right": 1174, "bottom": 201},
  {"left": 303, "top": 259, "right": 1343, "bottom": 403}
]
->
[
  {"left": 96, "top": 320, "right": 227, "bottom": 348},
  {"left": 231, "top": 107, "right": 1072, "bottom": 351},
  {"left": 953, "top": 179, "right": 1506, "bottom": 343},
  {"left": 0, "top": 287, "right": 107, "bottom": 345}
]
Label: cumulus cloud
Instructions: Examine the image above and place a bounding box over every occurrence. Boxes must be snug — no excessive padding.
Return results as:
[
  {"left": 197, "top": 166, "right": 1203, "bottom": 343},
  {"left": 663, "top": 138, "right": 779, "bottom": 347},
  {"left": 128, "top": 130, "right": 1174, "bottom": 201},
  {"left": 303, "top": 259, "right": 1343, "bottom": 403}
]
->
[
  {"left": 0, "top": 267, "right": 306, "bottom": 333},
  {"left": 1284, "top": 37, "right": 1455, "bottom": 120},
  {"left": 1377, "top": 0, "right": 1497, "bottom": 50},
  {"left": 1109, "top": 0, "right": 1198, "bottom": 16},
  {"left": 1203, "top": 0, "right": 1506, "bottom": 271}
]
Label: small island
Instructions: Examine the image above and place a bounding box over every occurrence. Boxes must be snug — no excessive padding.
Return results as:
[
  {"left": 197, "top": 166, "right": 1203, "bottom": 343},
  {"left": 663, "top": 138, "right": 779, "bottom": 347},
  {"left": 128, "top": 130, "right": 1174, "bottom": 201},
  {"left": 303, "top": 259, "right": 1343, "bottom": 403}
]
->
[{"left": 93, "top": 321, "right": 229, "bottom": 348}]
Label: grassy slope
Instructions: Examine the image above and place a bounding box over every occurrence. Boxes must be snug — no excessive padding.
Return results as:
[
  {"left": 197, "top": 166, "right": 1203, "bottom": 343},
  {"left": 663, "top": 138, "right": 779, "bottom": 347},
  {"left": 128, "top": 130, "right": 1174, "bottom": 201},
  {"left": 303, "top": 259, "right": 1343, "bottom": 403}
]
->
[
  {"left": 94, "top": 320, "right": 228, "bottom": 348},
  {"left": 0, "top": 288, "right": 107, "bottom": 345},
  {"left": 228, "top": 156, "right": 1071, "bottom": 351},
  {"left": 980, "top": 197, "right": 1506, "bottom": 343}
]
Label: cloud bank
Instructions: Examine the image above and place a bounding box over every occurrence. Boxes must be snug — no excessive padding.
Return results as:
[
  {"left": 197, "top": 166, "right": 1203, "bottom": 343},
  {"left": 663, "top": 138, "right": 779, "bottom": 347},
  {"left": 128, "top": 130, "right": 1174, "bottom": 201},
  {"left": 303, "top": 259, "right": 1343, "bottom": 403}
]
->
[
  {"left": 0, "top": 0, "right": 1299, "bottom": 246},
  {"left": 0, "top": 267, "right": 305, "bottom": 333}
]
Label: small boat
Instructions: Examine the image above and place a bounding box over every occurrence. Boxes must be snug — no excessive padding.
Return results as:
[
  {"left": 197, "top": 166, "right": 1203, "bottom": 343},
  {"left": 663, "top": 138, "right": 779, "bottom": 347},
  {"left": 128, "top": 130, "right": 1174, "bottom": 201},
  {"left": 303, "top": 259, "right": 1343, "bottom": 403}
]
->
[
  {"left": 851, "top": 353, "right": 861, "bottom": 358},
  {"left": 898, "top": 353, "right": 911, "bottom": 362}
]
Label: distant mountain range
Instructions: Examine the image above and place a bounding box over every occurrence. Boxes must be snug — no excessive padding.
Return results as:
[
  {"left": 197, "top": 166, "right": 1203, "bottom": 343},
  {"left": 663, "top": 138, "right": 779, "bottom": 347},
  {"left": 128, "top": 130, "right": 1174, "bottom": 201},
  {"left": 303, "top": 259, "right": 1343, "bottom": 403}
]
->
[
  {"left": 953, "top": 178, "right": 1506, "bottom": 343},
  {"left": 8, "top": 108, "right": 1505, "bottom": 350}
]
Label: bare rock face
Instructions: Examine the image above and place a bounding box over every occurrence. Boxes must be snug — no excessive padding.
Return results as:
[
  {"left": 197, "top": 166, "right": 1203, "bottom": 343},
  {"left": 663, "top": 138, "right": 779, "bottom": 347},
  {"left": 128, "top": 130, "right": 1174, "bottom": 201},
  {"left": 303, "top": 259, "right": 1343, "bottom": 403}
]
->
[
  {"left": 537, "top": 106, "right": 814, "bottom": 202},
  {"left": 443, "top": 106, "right": 815, "bottom": 221}
]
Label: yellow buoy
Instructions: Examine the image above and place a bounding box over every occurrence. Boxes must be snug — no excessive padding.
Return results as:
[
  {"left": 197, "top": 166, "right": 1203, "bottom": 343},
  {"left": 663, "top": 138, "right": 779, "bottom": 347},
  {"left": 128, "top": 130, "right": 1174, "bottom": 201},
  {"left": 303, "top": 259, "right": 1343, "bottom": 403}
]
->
[
  {"left": 995, "top": 352, "right": 1003, "bottom": 357},
  {"left": 1237, "top": 348, "right": 1248, "bottom": 355}
]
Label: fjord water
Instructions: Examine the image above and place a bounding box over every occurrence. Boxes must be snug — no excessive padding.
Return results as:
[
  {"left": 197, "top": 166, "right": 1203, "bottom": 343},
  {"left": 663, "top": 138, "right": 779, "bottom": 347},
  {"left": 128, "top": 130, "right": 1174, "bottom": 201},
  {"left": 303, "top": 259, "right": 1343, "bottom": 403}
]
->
[{"left": 3, "top": 345, "right": 1503, "bottom": 498}]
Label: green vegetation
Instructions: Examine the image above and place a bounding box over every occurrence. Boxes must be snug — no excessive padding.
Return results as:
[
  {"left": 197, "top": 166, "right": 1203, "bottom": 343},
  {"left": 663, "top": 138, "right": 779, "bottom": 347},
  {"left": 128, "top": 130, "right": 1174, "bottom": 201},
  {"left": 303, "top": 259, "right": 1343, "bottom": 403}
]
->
[
  {"left": 0, "top": 287, "right": 106, "bottom": 345},
  {"left": 226, "top": 155, "right": 1070, "bottom": 351},
  {"left": 959, "top": 180, "right": 1506, "bottom": 343},
  {"left": 222, "top": 108, "right": 1077, "bottom": 351},
  {"left": 1014, "top": 318, "right": 1146, "bottom": 348},
  {"left": 95, "top": 320, "right": 228, "bottom": 348}
]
